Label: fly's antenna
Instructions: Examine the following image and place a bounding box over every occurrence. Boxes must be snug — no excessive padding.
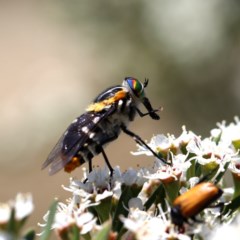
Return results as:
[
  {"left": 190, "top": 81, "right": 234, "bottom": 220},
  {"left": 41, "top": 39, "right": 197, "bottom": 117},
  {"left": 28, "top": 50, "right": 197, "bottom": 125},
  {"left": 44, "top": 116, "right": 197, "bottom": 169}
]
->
[{"left": 144, "top": 78, "right": 149, "bottom": 88}]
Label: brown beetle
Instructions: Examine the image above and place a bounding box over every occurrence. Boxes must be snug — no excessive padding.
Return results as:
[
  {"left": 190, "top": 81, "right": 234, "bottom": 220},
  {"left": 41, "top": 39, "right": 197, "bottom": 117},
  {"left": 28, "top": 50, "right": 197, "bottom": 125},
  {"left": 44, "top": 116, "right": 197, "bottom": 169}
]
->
[{"left": 171, "top": 182, "right": 223, "bottom": 227}]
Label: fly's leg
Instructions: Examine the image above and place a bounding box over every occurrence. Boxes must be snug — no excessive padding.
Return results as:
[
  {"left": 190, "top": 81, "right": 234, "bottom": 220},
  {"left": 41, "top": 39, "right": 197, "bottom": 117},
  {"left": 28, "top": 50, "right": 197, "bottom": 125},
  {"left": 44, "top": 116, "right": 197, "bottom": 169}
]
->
[
  {"left": 136, "top": 97, "right": 162, "bottom": 120},
  {"left": 121, "top": 125, "right": 171, "bottom": 165},
  {"left": 88, "top": 158, "right": 93, "bottom": 173},
  {"left": 135, "top": 107, "right": 161, "bottom": 118},
  {"left": 83, "top": 158, "right": 93, "bottom": 183},
  {"left": 100, "top": 146, "right": 114, "bottom": 177}
]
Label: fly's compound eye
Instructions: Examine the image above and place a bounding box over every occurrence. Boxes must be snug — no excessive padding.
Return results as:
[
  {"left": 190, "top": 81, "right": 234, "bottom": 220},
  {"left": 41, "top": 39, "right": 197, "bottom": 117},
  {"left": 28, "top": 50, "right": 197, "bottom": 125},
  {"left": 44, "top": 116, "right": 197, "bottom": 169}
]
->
[{"left": 124, "top": 77, "right": 145, "bottom": 98}]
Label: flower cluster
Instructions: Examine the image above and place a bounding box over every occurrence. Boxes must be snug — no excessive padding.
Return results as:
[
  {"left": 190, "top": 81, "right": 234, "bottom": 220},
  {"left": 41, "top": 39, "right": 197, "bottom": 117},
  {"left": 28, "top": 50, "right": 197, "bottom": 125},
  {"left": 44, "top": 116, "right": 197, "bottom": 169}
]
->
[
  {"left": 38, "top": 117, "right": 240, "bottom": 240},
  {"left": 0, "top": 193, "right": 34, "bottom": 240}
]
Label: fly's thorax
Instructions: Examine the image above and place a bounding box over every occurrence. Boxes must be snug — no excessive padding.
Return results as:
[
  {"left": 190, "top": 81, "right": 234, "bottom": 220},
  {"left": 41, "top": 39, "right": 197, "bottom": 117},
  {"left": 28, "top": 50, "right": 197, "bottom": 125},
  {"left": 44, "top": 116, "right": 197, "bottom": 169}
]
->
[{"left": 116, "top": 95, "right": 137, "bottom": 124}]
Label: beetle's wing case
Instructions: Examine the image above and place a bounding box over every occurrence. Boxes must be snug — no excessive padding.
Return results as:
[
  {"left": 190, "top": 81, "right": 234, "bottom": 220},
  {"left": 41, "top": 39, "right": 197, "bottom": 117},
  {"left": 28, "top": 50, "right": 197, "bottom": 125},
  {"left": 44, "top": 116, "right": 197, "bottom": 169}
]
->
[
  {"left": 173, "top": 182, "right": 222, "bottom": 218},
  {"left": 42, "top": 86, "right": 127, "bottom": 175}
]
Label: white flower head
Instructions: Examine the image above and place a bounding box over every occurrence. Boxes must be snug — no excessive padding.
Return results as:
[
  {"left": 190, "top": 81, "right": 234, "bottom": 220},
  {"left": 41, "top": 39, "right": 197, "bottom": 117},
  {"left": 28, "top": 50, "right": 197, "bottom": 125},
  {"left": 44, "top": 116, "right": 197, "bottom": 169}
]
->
[
  {"left": 131, "top": 134, "right": 178, "bottom": 157},
  {"left": 0, "top": 193, "right": 34, "bottom": 224},
  {"left": 14, "top": 193, "right": 34, "bottom": 220},
  {"left": 187, "top": 136, "right": 233, "bottom": 174},
  {"left": 122, "top": 168, "right": 146, "bottom": 186},
  {"left": 121, "top": 207, "right": 190, "bottom": 240},
  {"left": 75, "top": 211, "right": 96, "bottom": 235},
  {"left": 177, "top": 125, "right": 199, "bottom": 148},
  {"left": 209, "top": 212, "right": 240, "bottom": 240},
  {"left": 39, "top": 200, "right": 96, "bottom": 236},
  {"left": 128, "top": 197, "right": 144, "bottom": 211},
  {"left": 212, "top": 117, "right": 240, "bottom": 145},
  {"left": 147, "top": 165, "right": 182, "bottom": 183},
  {"left": 0, "top": 203, "right": 11, "bottom": 225},
  {"left": 149, "top": 153, "right": 191, "bottom": 183},
  {"left": 87, "top": 167, "right": 111, "bottom": 191},
  {"left": 95, "top": 190, "right": 113, "bottom": 202},
  {"left": 121, "top": 209, "right": 166, "bottom": 240}
]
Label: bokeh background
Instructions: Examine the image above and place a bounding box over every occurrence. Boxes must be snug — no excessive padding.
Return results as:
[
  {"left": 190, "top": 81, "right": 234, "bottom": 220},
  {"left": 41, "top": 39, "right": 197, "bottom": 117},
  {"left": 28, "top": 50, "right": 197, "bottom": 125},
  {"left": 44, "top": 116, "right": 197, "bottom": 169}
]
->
[{"left": 1, "top": 0, "right": 240, "bottom": 233}]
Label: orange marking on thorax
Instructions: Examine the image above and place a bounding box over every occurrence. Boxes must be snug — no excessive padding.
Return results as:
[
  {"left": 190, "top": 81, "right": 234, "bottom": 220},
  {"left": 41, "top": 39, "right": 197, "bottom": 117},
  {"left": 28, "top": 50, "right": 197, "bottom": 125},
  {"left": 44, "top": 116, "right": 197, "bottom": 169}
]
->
[{"left": 86, "top": 90, "right": 127, "bottom": 112}]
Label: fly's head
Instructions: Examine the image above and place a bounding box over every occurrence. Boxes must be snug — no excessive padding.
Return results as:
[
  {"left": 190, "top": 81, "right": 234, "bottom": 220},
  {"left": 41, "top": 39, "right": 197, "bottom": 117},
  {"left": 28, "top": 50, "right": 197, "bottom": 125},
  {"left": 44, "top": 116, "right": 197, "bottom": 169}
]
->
[{"left": 122, "top": 77, "right": 160, "bottom": 120}]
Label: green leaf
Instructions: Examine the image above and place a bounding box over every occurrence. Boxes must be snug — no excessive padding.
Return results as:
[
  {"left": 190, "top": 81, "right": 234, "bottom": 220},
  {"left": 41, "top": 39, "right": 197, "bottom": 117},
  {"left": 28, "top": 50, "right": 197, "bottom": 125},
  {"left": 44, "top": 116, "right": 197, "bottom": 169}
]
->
[
  {"left": 112, "top": 185, "right": 141, "bottom": 233},
  {"left": 92, "top": 221, "right": 111, "bottom": 240},
  {"left": 72, "top": 224, "right": 80, "bottom": 240},
  {"left": 162, "top": 180, "right": 180, "bottom": 204},
  {"left": 233, "top": 139, "right": 240, "bottom": 151},
  {"left": 144, "top": 184, "right": 165, "bottom": 210},
  {"left": 222, "top": 195, "right": 240, "bottom": 216},
  {"left": 91, "top": 196, "right": 112, "bottom": 224},
  {"left": 40, "top": 200, "right": 58, "bottom": 240},
  {"left": 186, "top": 159, "right": 202, "bottom": 180},
  {"left": 212, "top": 131, "right": 222, "bottom": 144},
  {"left": 186, "top": 160, "right": 195, "bottom": 180},
  {"left": 81, "top": 232, "right": 92, "bottom": 240},
  {"left": 214, "top": 161, "right": 230, "bottom": 184},
  {"left": 7, "top": 208, "right": 16, "bottom": 234},
  {"left": 23, "top": 229, "right": 36, "bottom": 240}
]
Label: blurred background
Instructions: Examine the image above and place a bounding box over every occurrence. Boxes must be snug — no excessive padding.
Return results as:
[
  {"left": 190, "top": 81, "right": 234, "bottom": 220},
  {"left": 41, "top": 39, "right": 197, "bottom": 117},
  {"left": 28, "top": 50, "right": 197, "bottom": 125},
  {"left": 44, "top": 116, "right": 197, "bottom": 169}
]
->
[{"left": 1, "top": 0, "right": 240, "bottom": 232}]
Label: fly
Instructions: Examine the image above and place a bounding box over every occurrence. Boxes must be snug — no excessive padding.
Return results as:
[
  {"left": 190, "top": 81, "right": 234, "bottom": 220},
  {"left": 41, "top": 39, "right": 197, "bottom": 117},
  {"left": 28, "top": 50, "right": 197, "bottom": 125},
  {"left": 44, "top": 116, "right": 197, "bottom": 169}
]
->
[{"left": 42, "top": 77, "right": 170, "bottom": 176}]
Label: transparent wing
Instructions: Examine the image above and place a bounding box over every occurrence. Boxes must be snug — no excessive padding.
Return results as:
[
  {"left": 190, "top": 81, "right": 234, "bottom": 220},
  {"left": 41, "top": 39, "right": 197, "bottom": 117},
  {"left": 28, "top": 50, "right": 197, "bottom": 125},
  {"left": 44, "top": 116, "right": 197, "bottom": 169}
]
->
[{"left": 41, "top": 133, "right": 66, "bottom": 174}]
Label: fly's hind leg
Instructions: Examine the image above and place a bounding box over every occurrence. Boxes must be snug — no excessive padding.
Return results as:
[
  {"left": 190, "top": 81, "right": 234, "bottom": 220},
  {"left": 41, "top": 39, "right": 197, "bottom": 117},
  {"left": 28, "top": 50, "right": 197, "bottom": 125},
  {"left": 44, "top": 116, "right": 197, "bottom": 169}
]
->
[
  {"left": 100, "top": 146, "right": 114, "bottom": 177},
  {"left": 83, "top": 158, "right": 92, "bottom": 183},
  {"left": 121, "top": 125, "right": 171, "bottom": 165}
]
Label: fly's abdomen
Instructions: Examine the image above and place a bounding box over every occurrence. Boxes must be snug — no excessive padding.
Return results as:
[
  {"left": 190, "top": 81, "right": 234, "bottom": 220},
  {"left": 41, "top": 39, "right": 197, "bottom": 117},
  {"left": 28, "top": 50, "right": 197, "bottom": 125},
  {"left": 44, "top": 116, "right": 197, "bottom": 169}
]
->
[{"left": 63, "top": 117, "right": 122, "bottom": 173}]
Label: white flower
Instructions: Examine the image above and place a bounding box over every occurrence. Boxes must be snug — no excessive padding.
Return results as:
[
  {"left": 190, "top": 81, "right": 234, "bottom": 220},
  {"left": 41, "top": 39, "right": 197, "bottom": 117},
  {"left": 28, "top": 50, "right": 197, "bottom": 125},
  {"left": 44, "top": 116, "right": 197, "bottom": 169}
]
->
[
  {"left": 209, "top": 213, "right": 240, "bottom": 240},
  {"left": 147, "top": 165, "right": 182, "bottom": 183},
  {"left": 75, "top": 211, "right": 96, "bottom": 235},
  {"left": 121, "top": 209, "right": 165, "bottom": 240},
  {"left": 39, "top": 200, "right": 96, "bottom": 236},
  {"left": 211, "top": 116, "right": 240, "bottom": 146},
  {"left": 128, "top": 197, "right": 144, "bottom": 211},
  {"left": 148, "top": 154, "right": 191, "bottom": 183},
  {"left": 122, "top": 168, "right": 138, "bottom": 185},
  {"left": 121, "top": 207, "right": 190, "bottom": 240},
  {"left": 0, "top": 193, "right": 33, "bottom": 225},
  {"left": 188, "top": 177, "right": 200, "bottom": 188},
  {"left": 131, "top": 134, "right": 178, "bottom": 157},
  {"left": 52, "top": 205, "right": 75, "bottom": 230},
  {"left": 0, "top": 204, "right": 11, "bottom": 225},
  {"left": 177, "top": 125, "right": 198, "bottom": 147},
  {"left": 186, "top": 137, "right": 233, "bottom": 174},
  {"left": 85, "top": 167, "right": 111, "bottom": 192},
  {"left": 14, "top": 193, "right": 34, "bottom": 220},
  {"left": 122, "top": 168, "right": 147, "bottom": 186},
  {"left": 131, "top": 127, "right": 199, "bottom": 159},
  {"left": 95, "top": 190, "right": 113, "bottom": 202},
  {"left": 62, "top": 179, "right": 93, "bottom": 205}
]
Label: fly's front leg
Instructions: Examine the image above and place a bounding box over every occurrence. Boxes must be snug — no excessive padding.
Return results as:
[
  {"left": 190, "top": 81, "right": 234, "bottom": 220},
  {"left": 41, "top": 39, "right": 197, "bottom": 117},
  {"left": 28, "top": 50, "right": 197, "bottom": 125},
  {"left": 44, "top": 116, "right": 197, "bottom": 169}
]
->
[
  {"left": 121, "top": 125, "right": 171, "bottom": 165},
  {"left": 135, "top": 107, "right": 161, "bottom": 119},
  {"left": 137, "top": 97, "right": 162, "bottom": 120}
]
